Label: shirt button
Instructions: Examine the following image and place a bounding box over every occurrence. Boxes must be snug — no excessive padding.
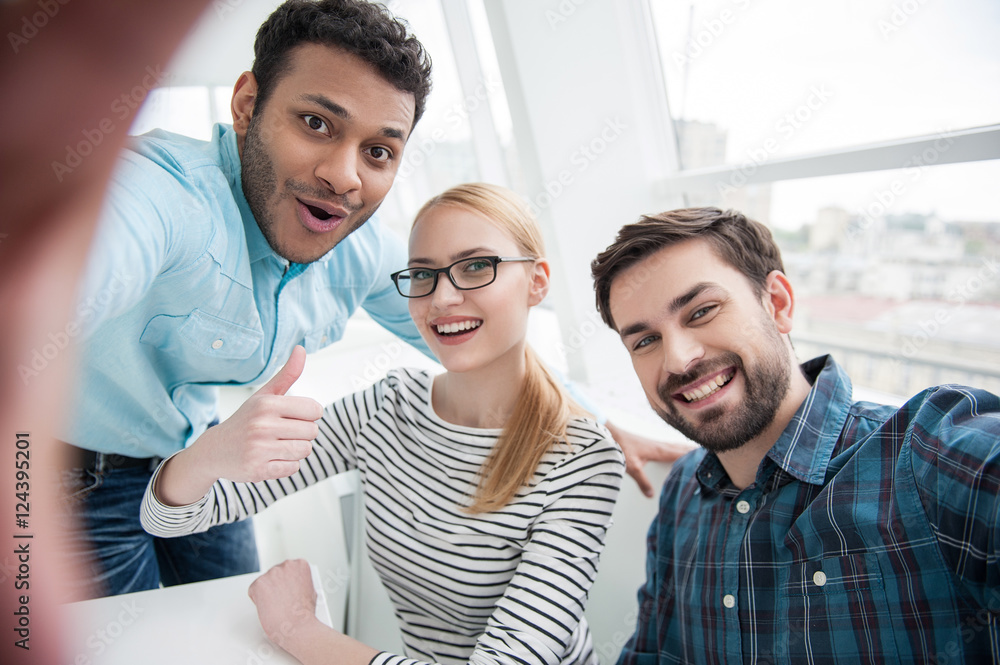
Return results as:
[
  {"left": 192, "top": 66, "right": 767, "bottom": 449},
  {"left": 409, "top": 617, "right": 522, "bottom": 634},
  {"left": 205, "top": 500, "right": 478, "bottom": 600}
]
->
[
  {"left": 736, "top": 500, "right": 751, "bottom": 514},
  {"left": 321, "top": 335, "right": 328, "bottom": 343},
  {"left": 813, "top": 571, "right": 827, "bottom": 587},
  {"left": 723, "top": 594, "right": 736, "bottom": 608},
  {"left": 211, "top": 339, "right": 224, "bottom": 350}
]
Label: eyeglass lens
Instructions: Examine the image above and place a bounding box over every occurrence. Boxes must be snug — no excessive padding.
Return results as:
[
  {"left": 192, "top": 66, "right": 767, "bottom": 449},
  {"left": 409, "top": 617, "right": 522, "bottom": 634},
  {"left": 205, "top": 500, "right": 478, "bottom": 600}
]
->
[{"left": 398, "top": 257, "right": 496, "bottom": 297}]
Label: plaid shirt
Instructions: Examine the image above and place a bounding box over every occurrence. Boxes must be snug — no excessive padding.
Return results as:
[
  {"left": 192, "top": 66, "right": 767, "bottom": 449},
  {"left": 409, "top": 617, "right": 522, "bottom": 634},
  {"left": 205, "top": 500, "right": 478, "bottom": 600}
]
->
[{"left": 618, "top": 355, "right": 1000, "bottom": 665}]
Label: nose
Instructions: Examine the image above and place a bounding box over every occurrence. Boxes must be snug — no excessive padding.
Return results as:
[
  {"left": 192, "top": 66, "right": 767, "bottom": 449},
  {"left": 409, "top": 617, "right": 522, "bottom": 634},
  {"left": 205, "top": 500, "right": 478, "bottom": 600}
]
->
[
  {"left": 660, "top": 329, "right": 705, "bottom": 377},
  {"left": 316, "top": 144, "right": 362, "bottom": 195},
  {"left": 430, "top": 274, "right": 465, "bottom": 308}
]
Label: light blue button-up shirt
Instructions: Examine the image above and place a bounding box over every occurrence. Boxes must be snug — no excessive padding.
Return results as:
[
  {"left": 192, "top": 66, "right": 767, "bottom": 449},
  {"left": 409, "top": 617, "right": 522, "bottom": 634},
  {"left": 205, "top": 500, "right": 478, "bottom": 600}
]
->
[{"left": 67, "top": 124, "right": 429, "bottom": 459}]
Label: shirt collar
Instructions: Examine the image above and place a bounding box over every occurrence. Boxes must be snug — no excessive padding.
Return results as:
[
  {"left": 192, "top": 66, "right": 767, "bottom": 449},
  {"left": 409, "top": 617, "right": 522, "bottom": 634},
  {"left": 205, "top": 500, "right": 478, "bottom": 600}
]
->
[
  {"left": 765, "top": 355, "right": 854, "bottom": 485},
  {"left": 695, "top": 354, "right": 854, "bottom": 492}
]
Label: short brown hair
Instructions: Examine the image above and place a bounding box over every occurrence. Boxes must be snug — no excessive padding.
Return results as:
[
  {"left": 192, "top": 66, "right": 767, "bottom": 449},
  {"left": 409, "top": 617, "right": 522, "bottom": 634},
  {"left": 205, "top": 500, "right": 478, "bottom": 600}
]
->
[{"left": 591, "top": 207, "right": 784, "bottom": 330}]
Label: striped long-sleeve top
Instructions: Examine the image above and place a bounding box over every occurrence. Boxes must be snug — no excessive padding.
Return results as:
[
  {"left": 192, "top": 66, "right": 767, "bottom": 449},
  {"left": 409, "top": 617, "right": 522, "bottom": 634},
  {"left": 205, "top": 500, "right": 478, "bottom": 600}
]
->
[{"left": 141, "top": 367, "right": 625, "bottom": 665}]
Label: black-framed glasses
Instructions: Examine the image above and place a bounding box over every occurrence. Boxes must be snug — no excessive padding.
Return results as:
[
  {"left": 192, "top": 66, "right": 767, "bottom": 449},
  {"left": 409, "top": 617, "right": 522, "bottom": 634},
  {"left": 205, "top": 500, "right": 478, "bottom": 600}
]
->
[{"left": 390, "top": 255, "right": 536, "bottom": 298}]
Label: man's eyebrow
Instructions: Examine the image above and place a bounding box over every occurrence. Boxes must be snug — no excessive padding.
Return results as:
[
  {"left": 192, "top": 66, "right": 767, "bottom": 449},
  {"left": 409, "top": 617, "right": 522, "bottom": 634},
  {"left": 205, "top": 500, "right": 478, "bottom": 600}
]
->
[
  {"left": 303, "top": 94, "right": 351, "bottom": 121},
  {"left": 669, "top": 282, "right": 717, "bottom": 315},
  {"left": 618, "top": 282, "right": 719, "bottom": 338},
  {"left": 301, "top": 93, "right": 405, "bottom": 141}
]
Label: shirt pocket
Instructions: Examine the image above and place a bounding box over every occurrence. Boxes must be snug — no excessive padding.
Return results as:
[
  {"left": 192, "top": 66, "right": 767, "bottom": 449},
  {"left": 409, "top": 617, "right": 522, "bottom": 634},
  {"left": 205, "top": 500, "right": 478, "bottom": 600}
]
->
[
  {"left": 782, "top": 552, "right": 901, "bottom": 661},
  {"left": 302, "top": 321, "right": 345, "bottom": 354},
  {"left": 141, "top": 308, "right": 262, "bottom": 360}
]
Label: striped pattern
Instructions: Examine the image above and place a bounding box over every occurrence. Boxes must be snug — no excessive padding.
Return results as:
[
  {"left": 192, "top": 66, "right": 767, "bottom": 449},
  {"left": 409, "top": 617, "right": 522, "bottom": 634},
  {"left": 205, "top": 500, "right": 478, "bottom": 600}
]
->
[
  {"left": 142, "top": 368, "right": 624, "bottom": 665},
  {"left": 619, "top": 355, "right": 1000, "bottom": 665}
]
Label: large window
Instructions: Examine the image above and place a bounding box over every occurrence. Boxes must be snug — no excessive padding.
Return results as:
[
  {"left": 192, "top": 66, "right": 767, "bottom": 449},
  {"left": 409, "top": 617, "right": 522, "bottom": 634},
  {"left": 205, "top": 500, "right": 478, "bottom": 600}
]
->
[{"left": 648, "top": 0, "right": 1000, "bottom": 396}]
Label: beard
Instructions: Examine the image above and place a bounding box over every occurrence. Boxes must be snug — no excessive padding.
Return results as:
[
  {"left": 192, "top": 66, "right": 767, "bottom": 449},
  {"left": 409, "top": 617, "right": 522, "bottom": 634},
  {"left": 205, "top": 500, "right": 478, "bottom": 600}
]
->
[
  {"left": 652, "top": 318, "right": 792, "bottom": 454},
  {"left": 241, "top": 112, "right": 373, "bottom": 264}
]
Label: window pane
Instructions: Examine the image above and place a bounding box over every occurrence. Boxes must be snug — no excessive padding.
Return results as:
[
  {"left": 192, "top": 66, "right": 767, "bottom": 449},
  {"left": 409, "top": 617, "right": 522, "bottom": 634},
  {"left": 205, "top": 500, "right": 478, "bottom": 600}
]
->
[
  {"left": 697, "top": 160, "right": 1000, "bottom": 396},
  {"left": 649, "top": 0, "right": 1000, "bottom": 166},
  {"left": 129, "top": 87, "right": 212, "bottom": 140},
  {"left": 379, "top": 0, "right": 486, "bottom": 237}
]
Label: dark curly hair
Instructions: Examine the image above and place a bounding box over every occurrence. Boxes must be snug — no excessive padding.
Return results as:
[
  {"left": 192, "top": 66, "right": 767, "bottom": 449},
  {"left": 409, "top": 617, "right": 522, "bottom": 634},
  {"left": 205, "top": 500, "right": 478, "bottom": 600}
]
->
[
  {"left": 591, "top": 207, "right": 785, "bottom": 331},
  {"left": 251, "top": 0, "right": 432, "bottom": 128}
]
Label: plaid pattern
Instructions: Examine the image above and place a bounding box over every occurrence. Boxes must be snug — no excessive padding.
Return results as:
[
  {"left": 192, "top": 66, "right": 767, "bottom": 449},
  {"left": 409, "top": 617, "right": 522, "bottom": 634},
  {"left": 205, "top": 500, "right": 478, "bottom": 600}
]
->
[{"left": 618, "top": 355, "right": 1000, "bottom": 665}]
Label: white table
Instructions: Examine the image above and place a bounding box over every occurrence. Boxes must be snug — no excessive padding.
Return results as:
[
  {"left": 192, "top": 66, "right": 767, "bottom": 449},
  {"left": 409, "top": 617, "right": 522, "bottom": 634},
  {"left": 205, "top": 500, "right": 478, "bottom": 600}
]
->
[{"left": 61, "top": 568, "right": 332, "bottom": 665}]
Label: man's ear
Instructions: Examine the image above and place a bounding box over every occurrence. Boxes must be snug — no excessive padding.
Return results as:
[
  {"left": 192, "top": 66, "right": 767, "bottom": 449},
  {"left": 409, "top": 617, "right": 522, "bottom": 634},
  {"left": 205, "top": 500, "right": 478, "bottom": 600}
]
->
[
  {"left": 763, "top": 270, "right": 795, "bottom": 334},
  {"left": 527, "top": 258, "right": 551, "bottom": 307},
  {"left": 231, "top": 71, "right": 258, "bottom": 138}
]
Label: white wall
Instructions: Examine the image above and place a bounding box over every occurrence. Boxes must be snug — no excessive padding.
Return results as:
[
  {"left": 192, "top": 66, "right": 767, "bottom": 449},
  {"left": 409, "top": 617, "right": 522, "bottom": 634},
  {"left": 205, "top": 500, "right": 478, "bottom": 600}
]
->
[{"left": 484, "top": 0, "right": 684, "bottom": 391}]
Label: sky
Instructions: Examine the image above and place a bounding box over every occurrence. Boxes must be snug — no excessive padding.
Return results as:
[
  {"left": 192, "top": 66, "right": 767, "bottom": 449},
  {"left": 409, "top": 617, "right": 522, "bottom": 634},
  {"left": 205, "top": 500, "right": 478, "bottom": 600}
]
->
[{"left": 649, "top": 0, "right": 1000, "bottom": 228}]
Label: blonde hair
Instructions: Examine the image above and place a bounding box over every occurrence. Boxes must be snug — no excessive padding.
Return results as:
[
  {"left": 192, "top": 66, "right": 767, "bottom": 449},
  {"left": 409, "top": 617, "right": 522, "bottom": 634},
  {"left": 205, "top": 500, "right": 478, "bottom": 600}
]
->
[{"left": 413, "top": 183, "right": 588, "bottom": 513}]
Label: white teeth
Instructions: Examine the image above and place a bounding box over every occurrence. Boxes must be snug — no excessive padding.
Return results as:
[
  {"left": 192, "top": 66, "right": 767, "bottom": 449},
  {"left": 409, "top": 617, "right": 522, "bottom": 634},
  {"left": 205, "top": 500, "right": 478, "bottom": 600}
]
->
[
  {"left": 435, "top": 320, "right": 482, "bottom": 335},
  {"left": 682, "top": 371, "right": 734, "bottom": 403}
]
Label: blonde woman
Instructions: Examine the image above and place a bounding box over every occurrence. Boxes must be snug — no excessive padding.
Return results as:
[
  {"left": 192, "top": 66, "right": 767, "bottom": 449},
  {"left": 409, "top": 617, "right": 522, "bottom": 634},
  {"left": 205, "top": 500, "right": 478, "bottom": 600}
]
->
[{"left": 141, "top": 183, "right": 625, "bottom": 665}]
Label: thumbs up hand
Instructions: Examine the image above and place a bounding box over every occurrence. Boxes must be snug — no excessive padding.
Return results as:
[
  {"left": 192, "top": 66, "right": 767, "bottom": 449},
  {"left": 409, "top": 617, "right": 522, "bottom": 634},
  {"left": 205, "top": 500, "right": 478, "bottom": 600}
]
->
[{"left": 153, "top": 346, "right": 324, "bottom": 507}]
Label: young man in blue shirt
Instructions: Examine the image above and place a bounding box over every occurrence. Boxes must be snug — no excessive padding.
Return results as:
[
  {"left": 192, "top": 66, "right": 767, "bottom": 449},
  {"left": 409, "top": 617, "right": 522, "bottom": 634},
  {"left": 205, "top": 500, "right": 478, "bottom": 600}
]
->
[
  {"left": 592, "top": 207, "right": 1000, "bottom": 663},
  {"left": 57, "top": 0, "right": 431, "bottom": 600}
]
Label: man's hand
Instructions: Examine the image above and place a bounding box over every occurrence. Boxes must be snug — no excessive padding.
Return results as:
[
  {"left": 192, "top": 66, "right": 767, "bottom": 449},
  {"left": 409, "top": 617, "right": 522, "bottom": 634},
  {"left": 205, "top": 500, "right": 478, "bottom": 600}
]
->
[
  {"left": 154, "top": 346, "right": 323, "bottom": 506},
  {"left": 604, "top": 420, "right": 697, "bottom": 498},
  {"left": 194, "top": 345, "right": 322, "bottom": 483}
]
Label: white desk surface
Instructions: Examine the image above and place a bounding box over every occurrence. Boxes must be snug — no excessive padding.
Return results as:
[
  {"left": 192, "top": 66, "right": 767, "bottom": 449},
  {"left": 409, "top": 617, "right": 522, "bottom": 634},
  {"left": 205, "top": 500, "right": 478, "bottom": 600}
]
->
[{"left": 61, "top": 570, "right": 331, "bottom": 665}]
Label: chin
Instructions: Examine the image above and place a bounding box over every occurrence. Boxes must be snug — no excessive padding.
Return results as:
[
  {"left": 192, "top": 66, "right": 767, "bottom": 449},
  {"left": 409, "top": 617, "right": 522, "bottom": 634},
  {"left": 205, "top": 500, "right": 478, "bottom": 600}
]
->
[
  {"left": 274, "top": 237, "right": 337, "bottom": 265},
  {"left": 436, "top": 351, "right": 489, "bottom": 375}
]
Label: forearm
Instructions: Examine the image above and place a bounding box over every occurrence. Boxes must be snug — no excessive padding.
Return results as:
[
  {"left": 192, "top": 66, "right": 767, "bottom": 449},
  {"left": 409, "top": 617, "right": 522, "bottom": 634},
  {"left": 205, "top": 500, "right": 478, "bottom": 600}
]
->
[
  {"left": 250, "top": 559, "right": 379, "bottom": 665},
  {"left": 153, "top": 447, "right": 220, "bottom": 507},
  {"left": 141, "top": 459, "right": 280, "bottom": 538},
  {"left": 282, "top": 619, "right": 379, "bottom": 665}
]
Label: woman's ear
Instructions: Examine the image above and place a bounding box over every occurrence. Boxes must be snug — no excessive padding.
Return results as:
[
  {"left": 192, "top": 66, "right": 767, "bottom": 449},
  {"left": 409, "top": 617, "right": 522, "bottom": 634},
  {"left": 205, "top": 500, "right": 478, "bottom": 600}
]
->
[
  {"left": 527, "top": 258, "right": 551, "bottom": 307},
  {"left": 231, "top": 71, "right": 258, "bottom": 138},
  {"left": 763, "top": 270, "right": 795, "bottom": 334}
]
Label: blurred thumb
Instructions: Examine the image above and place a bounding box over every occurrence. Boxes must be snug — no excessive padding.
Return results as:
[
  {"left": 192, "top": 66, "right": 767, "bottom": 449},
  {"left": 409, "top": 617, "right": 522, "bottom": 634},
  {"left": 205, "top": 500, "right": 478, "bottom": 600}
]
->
[{"left": 258, "top": 345, "right": 306, "bottom": 396}]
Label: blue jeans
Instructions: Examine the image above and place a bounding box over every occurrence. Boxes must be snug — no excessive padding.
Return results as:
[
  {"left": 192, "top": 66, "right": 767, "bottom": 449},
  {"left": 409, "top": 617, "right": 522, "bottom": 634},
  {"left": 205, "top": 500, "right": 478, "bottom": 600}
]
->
[{"left": 59, "top": 454, "right": 259, "bottom": 599}]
